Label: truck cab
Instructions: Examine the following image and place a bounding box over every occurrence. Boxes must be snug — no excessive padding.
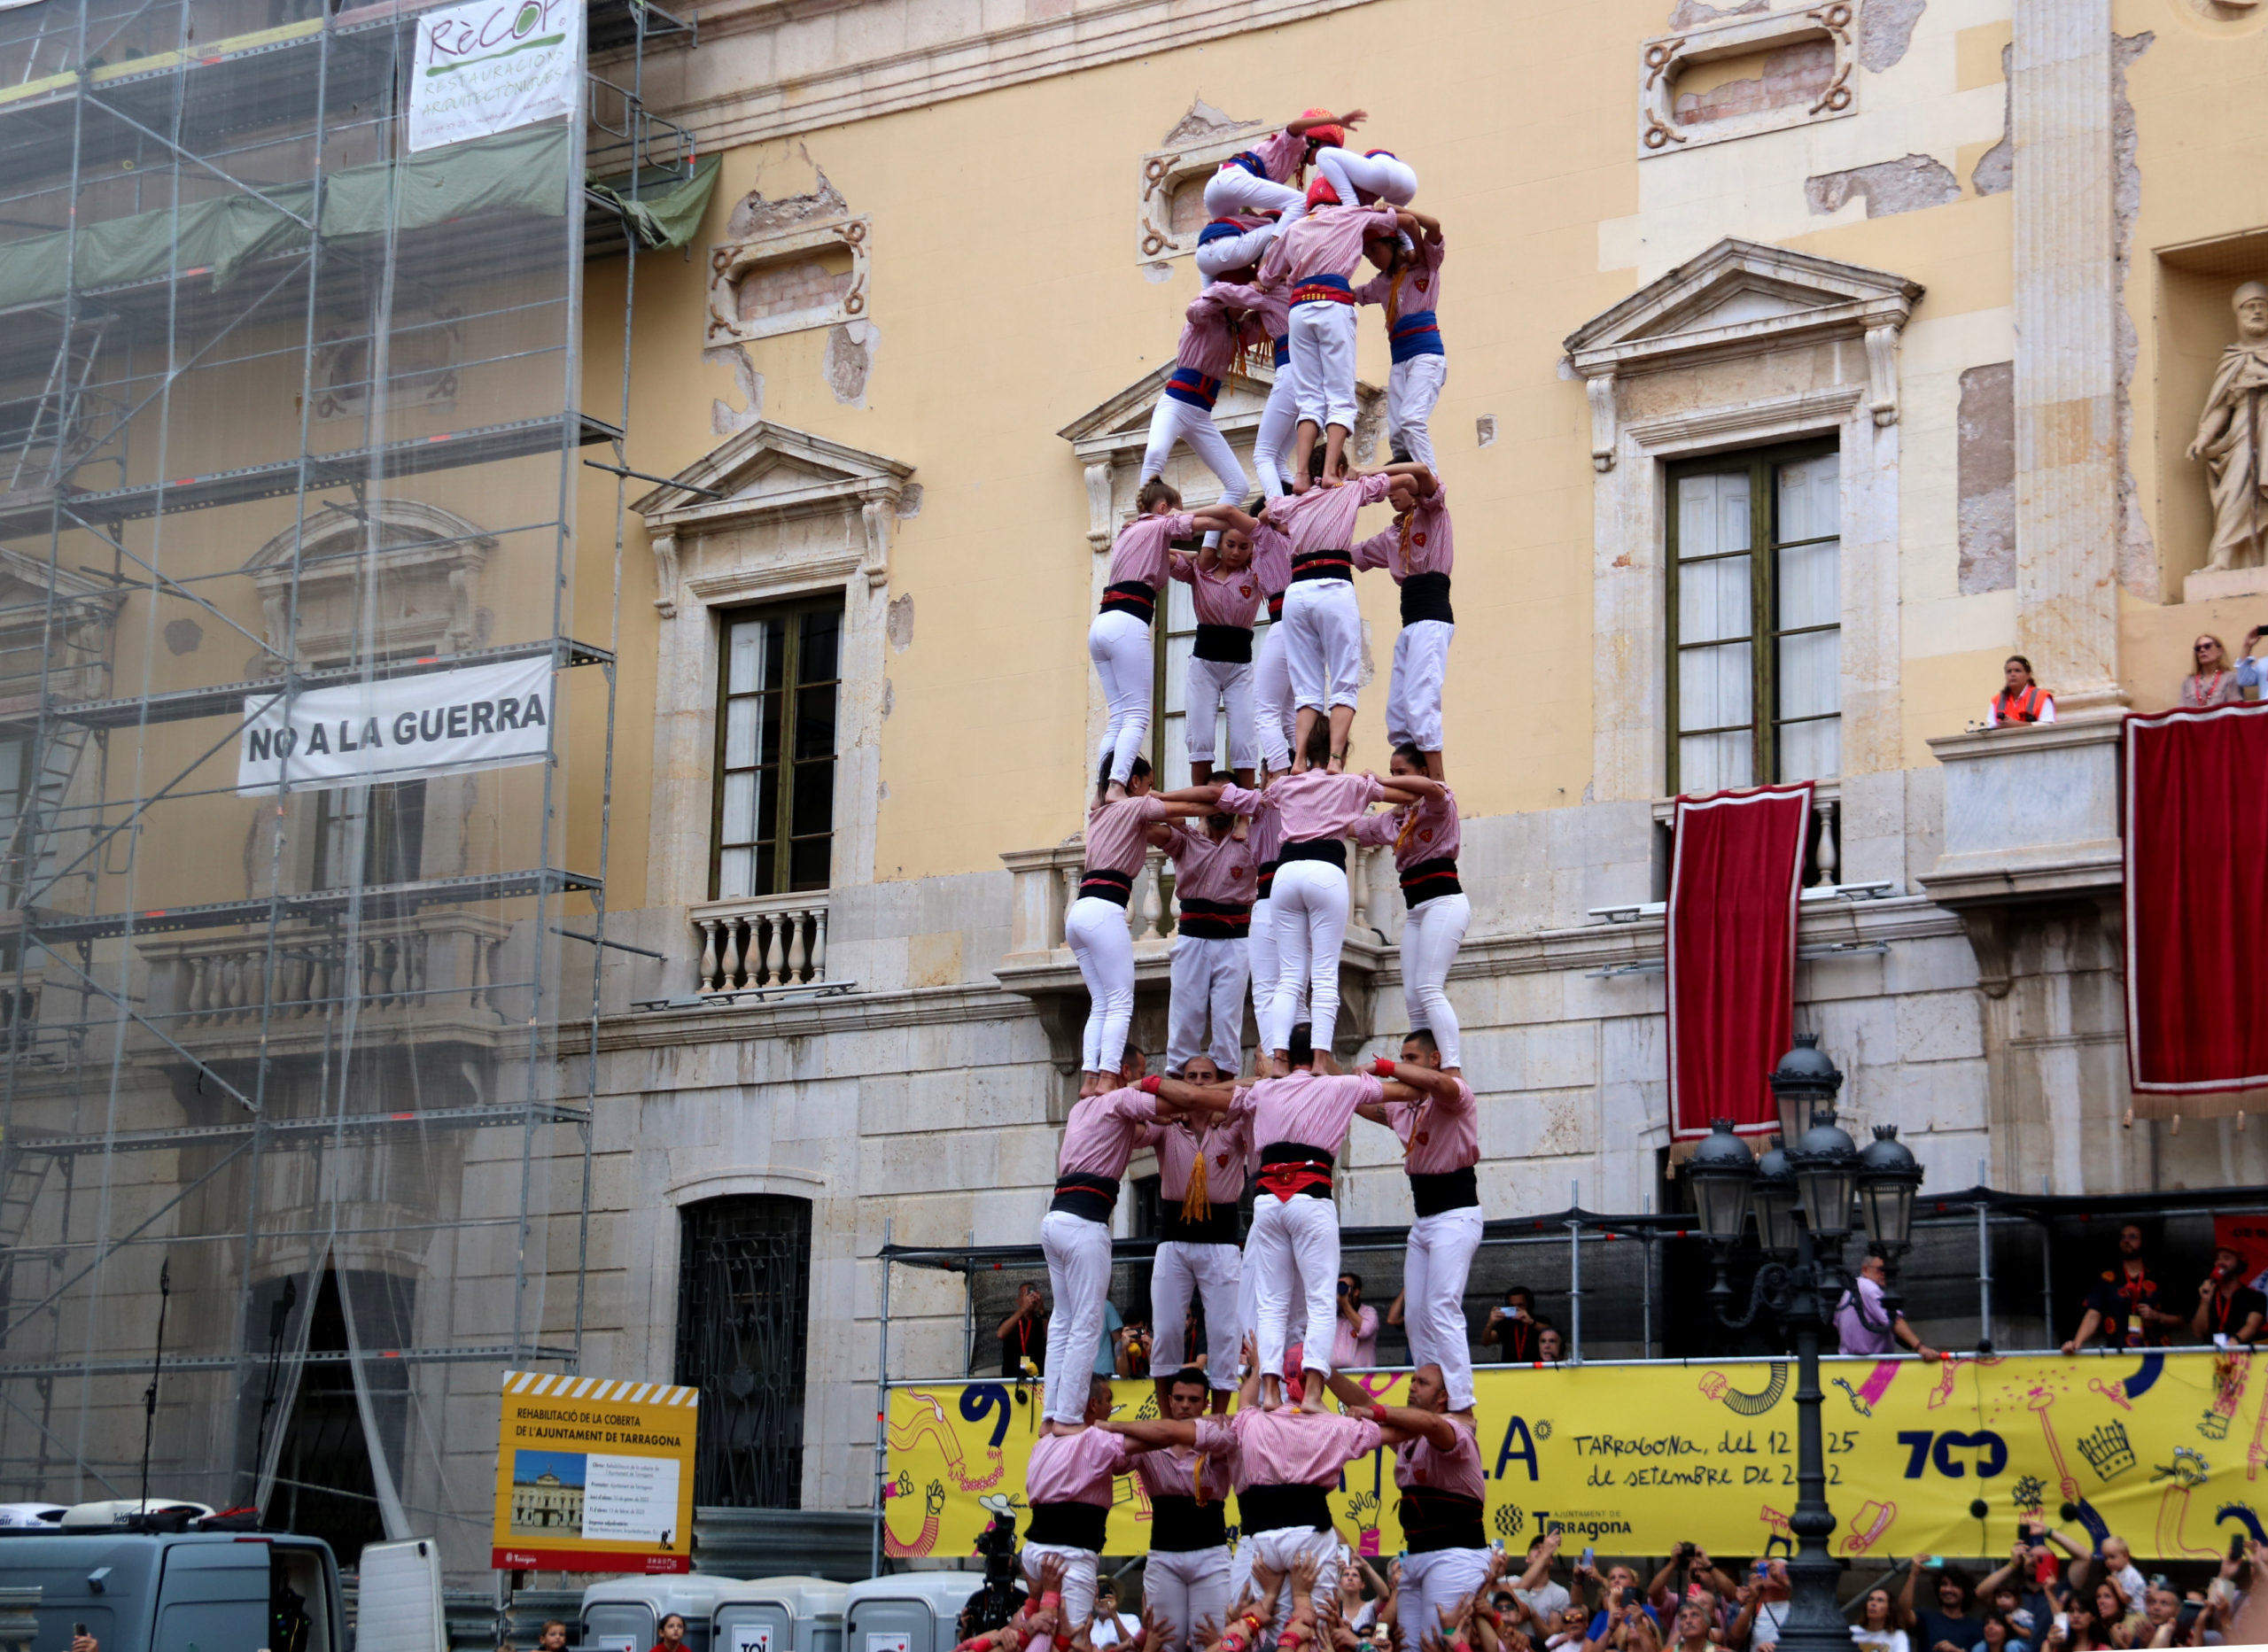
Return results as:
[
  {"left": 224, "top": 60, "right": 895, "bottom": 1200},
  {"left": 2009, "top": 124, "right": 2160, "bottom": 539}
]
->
[{"left": 0, "top": 1526, "right": 343, "bottom": 1652}]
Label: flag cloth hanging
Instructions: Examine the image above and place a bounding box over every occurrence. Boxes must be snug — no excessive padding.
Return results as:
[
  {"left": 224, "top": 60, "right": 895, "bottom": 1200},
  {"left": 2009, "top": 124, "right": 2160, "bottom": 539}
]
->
[
  {"left": 2125, "top": 702, "right": 2268, "bottom": 1095},
  {"left": 1666, "top": 782, "right": 1814, "bottom": 1140}
]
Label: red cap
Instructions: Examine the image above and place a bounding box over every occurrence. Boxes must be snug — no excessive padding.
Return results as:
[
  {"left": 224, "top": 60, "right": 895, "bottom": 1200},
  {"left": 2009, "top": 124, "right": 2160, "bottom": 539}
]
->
[
  {"left": 1372, "top": 1057, "right": 1397, "bottom": 1077},
  {"left": 1301, "top": 108, "right": 1346, "bottom": 149},
  {"left": 1306, "top": 177, "right": 1342, "bottom": 209}
]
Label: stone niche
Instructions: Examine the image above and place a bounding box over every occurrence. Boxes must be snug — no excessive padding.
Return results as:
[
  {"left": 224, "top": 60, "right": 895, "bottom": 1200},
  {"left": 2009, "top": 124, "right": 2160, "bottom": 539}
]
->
[
  {"left": 2156, "top": 229, "right": 2268, "bottom": 603},
  {"left": 1638, "top": 2, "right": 1858, "bottom": 157},
  {"left": 707, "top": 217, "right": 871, "bottom": 348},
  {"left": 1136, "top": 100, "right": 1274, "bottom": 266}
]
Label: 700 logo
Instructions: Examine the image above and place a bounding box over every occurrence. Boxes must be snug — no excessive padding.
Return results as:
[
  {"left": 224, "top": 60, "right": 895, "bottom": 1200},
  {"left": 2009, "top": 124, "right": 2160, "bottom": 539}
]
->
[{"left": 1896, "top": 1429, "right": 2010, "bottom": 1478}]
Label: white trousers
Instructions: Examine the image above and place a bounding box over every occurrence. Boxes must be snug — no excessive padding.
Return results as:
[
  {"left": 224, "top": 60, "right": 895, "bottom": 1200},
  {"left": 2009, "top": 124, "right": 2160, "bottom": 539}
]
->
[
  {"left": 1068, "top": 896, "right": 1137, "bottom": 1074},
  {"left": 1282, "top": 580, "right": 1363, "bottom": 714},
  {"left": 1196, "top": 219, "right": 1281, "bottom": 280},
  {"left": 1150, "top": 1240, "right": 1244, "bottom": 1390},
  {"left": 1040, "top": 1210, "right": 1115, "bottom": 1423},
  {"left": 1402, "top": 1205, "right": 1484, "bottom": 1410},
  {"left": 1168, "top": 932, "right": 1249, "bottom": 1074},
  {"left": 1386, "top": 353, "right": 1447, "bottom": 471},
  {"left": 1316, "top": 147, "right": 1419, "bottom": 206},
  {"left": 1204, "top": 167, "right": 1309, "bottom": 225},
  {"left": 1089, "top": 609, "right": 1153, "bottom": 787},
  {"left": 1021, "top": 1541, "right": 1100, "bottom": 1646},
  {"left": 1254, "top": 356, "right": 1301, "bottom": 499},
  {"left": 1386, "top": 618, "right": 1453, "bottom": 753},
  {"left": 1267, "top": 858, "right": 1350, "bottom": 1053},
  {"left": 1242, "top": 1525, "right": 1340, "bottom": 1632},
  {"left": 1140, "top": 396, "right": 1248, "bottom": 507},
  {"left": 1246, "top": 894, "right": 1309, "bottom": 1052},
  {"left": 1401, "top": 891, "right": 1471, "bottom": 1066},
  {"left": 1398, "top": 1547, "right": 1492, "bottom": 1645},
  {"left": 1143, "top": 1546, "right": 1233, "bottom": 1651},
  {"left": 1253, "top": 623, "right": 1296, "bottom": 770},
  {"left": 1290, "top": 302, "right": 1359, "bottom": 431},
  {"left": 1247, "top": 1191, "right": 1341, "bottom": 1381},
  {"left": 1184, "top": 656, "right": 1255, "bottom": 771}
]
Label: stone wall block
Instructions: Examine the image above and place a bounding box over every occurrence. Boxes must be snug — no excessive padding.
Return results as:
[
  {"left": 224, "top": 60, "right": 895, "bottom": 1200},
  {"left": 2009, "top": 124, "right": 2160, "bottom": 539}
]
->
[
  {"left": 1895, "top": 990, "right": 1986, "bottom": 1063},
  {"left": 1600, "top": 1012, "right": 1666, "bottom": 1086}
]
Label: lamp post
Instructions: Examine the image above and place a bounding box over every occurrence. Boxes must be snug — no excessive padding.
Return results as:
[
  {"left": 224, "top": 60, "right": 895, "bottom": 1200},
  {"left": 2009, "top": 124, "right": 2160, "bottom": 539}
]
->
[{"left": 1682, "top": 1037, "right": 1922, "bottom": 1652}]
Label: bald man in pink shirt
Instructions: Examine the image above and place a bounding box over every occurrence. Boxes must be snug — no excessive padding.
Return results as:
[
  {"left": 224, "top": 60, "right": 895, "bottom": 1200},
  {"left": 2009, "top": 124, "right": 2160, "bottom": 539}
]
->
[{"left": 1325, "top": 1363, "right": 1492, "bottom": 1643}]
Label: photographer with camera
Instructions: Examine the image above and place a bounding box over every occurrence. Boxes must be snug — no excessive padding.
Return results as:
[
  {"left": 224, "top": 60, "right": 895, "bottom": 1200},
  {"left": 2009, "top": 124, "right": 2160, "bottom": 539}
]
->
[
  {"left": 1644, "top": 1545, "right": 1736, "bottom": 1624},
  {"left": 1480, "top": 1286, "right": 1542, "bottom": 1363},
  {"left": 959, "top": 1513, "right": 1037, "bottom": 1643},
  {"left": 1332, "top": 1274, "right": 1378, "bottom": 1369}
]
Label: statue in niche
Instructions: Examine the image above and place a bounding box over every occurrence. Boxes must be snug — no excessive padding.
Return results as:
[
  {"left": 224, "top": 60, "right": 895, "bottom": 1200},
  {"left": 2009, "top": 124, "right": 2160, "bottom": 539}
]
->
[{"left": 2189, "top": 281, "right": 2268, "bottom": 570}]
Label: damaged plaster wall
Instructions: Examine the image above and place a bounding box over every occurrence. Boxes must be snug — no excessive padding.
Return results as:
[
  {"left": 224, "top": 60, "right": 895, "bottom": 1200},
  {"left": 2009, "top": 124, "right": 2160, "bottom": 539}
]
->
[
  {"left": 825, "top": 320, "right": 881, "bottom": 406},
  {"left": 2111, "top": 31, "right": 2157, "bottom": 598},
  {"left": 1667, "top": 0, "right": 1764, "bottom": 26},
  {"left": 1859, "top": 0, "right": 1927, "bottom": 72},
  {"left": 1972, "top": 45, "right": 2013, "bottom": 196},
  {"left": 704, "top": 344, "right": 764, "bottom": 435},
  {"left": 1806, "top": 153, "right": 1961, "bottom": 219},
  {"left": 1958, "top": 362, "right": 2016, "bottom": 594}
]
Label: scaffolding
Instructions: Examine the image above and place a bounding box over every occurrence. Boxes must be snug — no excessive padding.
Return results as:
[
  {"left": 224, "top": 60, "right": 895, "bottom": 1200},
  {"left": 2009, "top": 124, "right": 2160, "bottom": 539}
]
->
[{"left": 0, "top": 0, "right": 696, "bottom": 1584}]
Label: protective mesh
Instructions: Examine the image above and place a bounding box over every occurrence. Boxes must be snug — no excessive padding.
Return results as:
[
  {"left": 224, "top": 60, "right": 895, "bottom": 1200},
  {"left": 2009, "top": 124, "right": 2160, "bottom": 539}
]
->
[{"left": 0, "top": 0, "right": 602, "bottom": 1582}]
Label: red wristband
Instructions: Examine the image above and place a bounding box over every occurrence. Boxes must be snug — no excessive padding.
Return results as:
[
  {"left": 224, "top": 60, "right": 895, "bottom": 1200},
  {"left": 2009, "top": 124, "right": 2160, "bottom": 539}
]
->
[
  {"left": 1371, "top": 1058, "right": 1395, "bottom": 1078},
  {"left": 1041, "top": 1593, "right": 1062, "bottom": 1609},
  {"left": 1139, "top": 1074, "right": 1163, "bottom": 1094}
]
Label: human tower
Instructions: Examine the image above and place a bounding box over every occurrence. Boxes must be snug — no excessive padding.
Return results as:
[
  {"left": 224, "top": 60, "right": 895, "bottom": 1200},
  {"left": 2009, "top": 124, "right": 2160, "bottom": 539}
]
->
[{"left": 986, "top": 112, "right": 1502, "bottom": 1652}]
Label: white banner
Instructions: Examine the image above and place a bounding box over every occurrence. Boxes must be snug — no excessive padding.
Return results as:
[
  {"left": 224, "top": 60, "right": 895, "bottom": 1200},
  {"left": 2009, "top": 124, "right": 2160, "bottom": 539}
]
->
[
  {"left": 237, "top": 655, "right": 555, "bottom": 796},
  {"left": 408, "top": 0, "right": 583, "bottom": 154}
]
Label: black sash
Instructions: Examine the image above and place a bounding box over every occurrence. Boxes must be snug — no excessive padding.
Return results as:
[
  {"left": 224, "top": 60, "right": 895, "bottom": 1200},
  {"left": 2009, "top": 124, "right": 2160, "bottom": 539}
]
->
[
  {"left": 1398, "top": 1488, "right": 1485, "bottom": 1553},
  {"left": 1239, "top": 1483, "right": 1332, "bottom": 1533},
  {"left": 1290, "top": 549, "right": 1354, "bottom": 585},
  {"left": 1025, "top": 1501, "right": 1108, "bottom": 1551},
  {"left": 1079, "top": 866, "right": 1134, "bottom": 908},
  {"left": 1177, "top": 896, "right": 1252, "bottom": 941},
  {"left": 1399, "top": 571, "right": 1453, "bottom": 625},
  {"left": 1255, "top": 859, "right": 1279, "bottom": 899},
  {"left": 1049, "top": 1171, "right": 1120, "bottom": 1222},
  {"left": 1101, "top": 580, "right": 1158, "bottom": 622},
  {"left": 1160, "top": 1204, "right": 1241, "bottom": 1245},
  {"left": 1279, "top": 838, "right": 1347, "bottom": 869},
  {"left": 1148, "top": 1494, "right": 1230, "bottom": 1552},
  {"left": 1399, "top": 857, "right": 1462, "bottom": 909},
  {"left": 1193, "top": 623, "right": 1255, "bottom": 664},
  {"left": 1409, "top": 1166, "right": 1480, "bottom": 1217}
]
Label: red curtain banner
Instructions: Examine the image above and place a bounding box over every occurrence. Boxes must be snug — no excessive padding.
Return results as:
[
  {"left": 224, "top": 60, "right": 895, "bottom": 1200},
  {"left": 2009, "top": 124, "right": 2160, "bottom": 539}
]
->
[
  {"left": 2125, "top": 702, "right": 2268, "bottom": 1094},
  {"left": 1667, "top": 782, "right": 1814, "bottom": 1140}
]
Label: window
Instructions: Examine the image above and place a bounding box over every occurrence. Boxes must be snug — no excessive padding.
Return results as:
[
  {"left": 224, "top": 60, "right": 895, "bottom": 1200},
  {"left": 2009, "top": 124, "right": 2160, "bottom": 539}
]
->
[
  {"left": 1156, "top": 582, "right": 1270, "bottom": 789},
  {"left": 1666, "top": 442, "right": 1840, "bottom": 793},
  {"left": 675, "top": 1195, "right": 812, "bottom": 1507},
  {"left": 314, "top": 780, "right": 426, "bottom": 888},
  {"left": 714, "top": 599, "right": 841, "bottom": 897}
]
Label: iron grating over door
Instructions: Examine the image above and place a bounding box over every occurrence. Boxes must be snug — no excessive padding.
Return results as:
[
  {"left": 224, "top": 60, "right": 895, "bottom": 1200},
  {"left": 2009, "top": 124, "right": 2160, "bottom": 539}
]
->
[{"left": 675, "top": 1195, "right": 812, "bottom": 1507}]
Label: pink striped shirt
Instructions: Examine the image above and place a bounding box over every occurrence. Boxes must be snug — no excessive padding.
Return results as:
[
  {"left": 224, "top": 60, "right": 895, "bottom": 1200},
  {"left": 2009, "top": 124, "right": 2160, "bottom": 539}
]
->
[
  {"left": 1251, "top": 522, "right": 1293, "bottom": 598},
  {"left": 1252, "top": 237, "right": 1296, "bottom": 341},
  {"left": 1060, "top": 1090, "right": 1169, "bottom": 1179},
  {"left": 1353, "top": 233, "right": 1445, "bottom": 319},
  {"left": 1352, "top": 787, "right": 1461, "bottom": 871},
  {"left": 1395, "top": 1411, "right": 1484, "bottom": 1501},
  {"left": 1220, "top": 771, "right": 1386, "bottom": 846},
  {"left": 1218, "top": 1408, "right": 1382, "bottom": 1493},
  {"left": 1204, "top": 275, "right": 1286, "bottom": 347},
  {"left": 1382, "top": 1076, "right": 1477, "bottom": 1175},
  {"left": 1027, "top": 1425, "right": 1138, "bottom": 1508},
  {"left": 1177, "top": 290, "right": 1262, "bottom": 378},
  {"left": 1085, "top": 795, "right": 1169, "bottom": 880},
  {"left": 1262, "top": 473, "right": 1394, "bottom": 558},
  {"left": 1171, "top": 559, "right": 1265, "bottom": 631},
  {"left": 1350, "top": 484, "right": 1454, "bottom": 582},
  {"left": 1139, "top": 1093, "right": 1255, "bottom": 1201},
  {"left": 1166, "top": 821, "right": 1256, "bottom": 905},
  {"left": 1238, "top": 128, "right": 1309, "bottom": 185},
  {"left": 1133, "top": 1437, "right": 1239, "bottom": 1506},
  {"left": 1281, "top": 205, "right": 1400, "bottom": 285},
  {"left": 1250, "top": 1070, "right": 1384, "bottom": 1152},
  {"left": 1109, "top": 512, "right": 1199, "bottom": 592}
]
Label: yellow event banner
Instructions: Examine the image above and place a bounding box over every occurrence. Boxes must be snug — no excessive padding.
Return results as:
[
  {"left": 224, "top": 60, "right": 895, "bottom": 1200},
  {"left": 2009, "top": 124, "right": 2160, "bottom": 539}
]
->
[
  {"left": 885, "top": 1352, "right": 2268, "bottom": 1563},
  {"left": 492, "top": 1371, "right": 700, "bottom": 1574}
]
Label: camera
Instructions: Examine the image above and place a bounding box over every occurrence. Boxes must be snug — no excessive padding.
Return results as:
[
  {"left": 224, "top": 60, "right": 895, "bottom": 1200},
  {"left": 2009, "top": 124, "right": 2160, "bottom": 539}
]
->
[
  {"left": 959, "top": 1512, "right": 1026, "bottom": 1638},
  {"left": 1678, "top": 1542, "right": 1696, "bottom": 1561}
]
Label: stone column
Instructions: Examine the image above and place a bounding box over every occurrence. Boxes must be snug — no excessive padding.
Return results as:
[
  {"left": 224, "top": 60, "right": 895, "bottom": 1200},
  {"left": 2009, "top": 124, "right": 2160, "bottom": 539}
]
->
[{"left": 2011, "top": 0, "right": 2124, "bottom": 714}]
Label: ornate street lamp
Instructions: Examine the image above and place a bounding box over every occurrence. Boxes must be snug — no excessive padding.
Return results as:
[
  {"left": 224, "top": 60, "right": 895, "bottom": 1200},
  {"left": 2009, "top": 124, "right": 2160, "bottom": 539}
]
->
[{"left": 1686, "top": 1041, "right": 1917, "bottom": 1652}]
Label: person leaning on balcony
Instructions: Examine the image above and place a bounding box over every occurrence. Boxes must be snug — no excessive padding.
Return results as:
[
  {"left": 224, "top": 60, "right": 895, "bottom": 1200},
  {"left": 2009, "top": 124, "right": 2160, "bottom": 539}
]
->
[
  {"left": 1986, "top": 656, "right": 2055, "bottom": 726},
  {"left": 2182, "top": 634, "right": 2241, "bottom": 708}
]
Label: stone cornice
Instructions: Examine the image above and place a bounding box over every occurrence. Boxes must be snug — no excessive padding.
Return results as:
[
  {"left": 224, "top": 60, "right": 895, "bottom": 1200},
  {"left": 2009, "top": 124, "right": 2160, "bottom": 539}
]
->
[
  {"left": 561, "top": 979, "right": 1033, "bottom": 1056},
  {"left": 606, "top": 0, "right": 1386, "bottom": 151}
]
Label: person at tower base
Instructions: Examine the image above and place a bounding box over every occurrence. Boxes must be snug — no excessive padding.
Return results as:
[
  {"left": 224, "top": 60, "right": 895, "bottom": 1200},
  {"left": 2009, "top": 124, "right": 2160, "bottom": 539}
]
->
[
  {"left": 1357, "top": 1033, "right": 1481, "bottom": 1409},
  {"left": 1324, "top": 1363, "right": 1484, "bottom": 1646},
  {"left": 1141, "top": 1058, "right": 1254, "bottom": 1412},
  {"left": 1124, "top": 1367, "right": 1241, "bottom": 1651},
  {"left": 1020, "top": 1376, "right": 1138, "bottom": 1648}
]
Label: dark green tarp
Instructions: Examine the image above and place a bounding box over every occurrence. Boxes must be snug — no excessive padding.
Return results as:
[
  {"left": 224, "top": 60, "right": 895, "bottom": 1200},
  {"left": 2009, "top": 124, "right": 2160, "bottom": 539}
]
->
[{"left": 586, "top": 151, "right": 720, "bottom": 250}]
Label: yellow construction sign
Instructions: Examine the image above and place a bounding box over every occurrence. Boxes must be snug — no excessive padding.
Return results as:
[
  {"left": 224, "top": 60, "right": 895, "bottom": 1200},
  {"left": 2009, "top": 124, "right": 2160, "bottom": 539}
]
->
[{"left": 491, "top": 1370, "right": 700, "bottom": 1574}]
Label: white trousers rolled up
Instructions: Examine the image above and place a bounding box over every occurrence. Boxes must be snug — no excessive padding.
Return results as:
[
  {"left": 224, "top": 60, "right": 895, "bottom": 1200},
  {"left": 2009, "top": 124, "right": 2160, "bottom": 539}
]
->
[
  {"left": 1282, "top": 580, "right": 1362, "bottom": 715},
  {"left": 1247, "top": 1191, "right": 1340, "bottom": 1382},
  {"left": 1402, "top": 1204, "right": 1484, "bottom": 1410},
  {"left": 1204, "top": 167, "right": 1309, "bottom": 224},
  {"left": 1088, "top": 609, "right": 1153, "bottom": 788},
  {"left": 1269, "top": 857, "right": 1349, "bottom": 1052},
  {"left": 1242, "top": 1525, "right": 1340, "bottom": 1633},
  {"left": 1168, "top": 932, "right": 1249, "bottom": 1074},
  {"left": 1398, "top": 1547, "right": 1492, "bottom": 1645},
  {"left": 1039, "top": 1209, "right": 1115, "bottom": 1423},
  {"left": 1149, "top": 1239, "right": 1244, "bottom": 1390},
  {"left": 1140, "top": 396, "right": 1247, "bottom": 506},
  {"left": 1067, "top": 895, "right": 1137, "bottom": 1074},
  {"left": 1246, "top": 892, "right": 1309, "bottom": 1054},
  {"left": 1386, "top": 353, "right": 1447, "bottom": 470},
  {"left": 1253, "top": 623, "right": 1296, "bottom": 770},
  {"left": 1143, "top": 1546, "right": 1233, "bottom": 1651},
  {"left": 1316, "top": 147, "right": 1419, "bottom": 206},
  {"left": 1289, "top": 302, "right": 1359, "bottom": 431},
  {"left": 1021, "top": 1540, "right": 1099, "bottom": 1648},
  {"left": 1386, "top": 617, "right": 1453, "bottom": 753},
  {"left": 1184, "top": 656, "right": 1255, "bottom": 772},
  {"left": 1254, "top": 354, "right": 1301, "bottom": 498},
  {"left": 1400, "top": 890, "right": 1470, "bottom": 1066}
]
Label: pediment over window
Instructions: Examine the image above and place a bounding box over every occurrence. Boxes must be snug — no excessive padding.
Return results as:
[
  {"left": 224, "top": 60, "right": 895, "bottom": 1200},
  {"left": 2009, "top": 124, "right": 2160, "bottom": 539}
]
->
[
  {"left": 1564, "top": 238, "right": 1922, "bottom": 376},
  {"left": 245, "top": 499, "right": 497, "bottom": 664},
  {"left": 1056, "top": 359, "right": 1283, "bottom": 465}
]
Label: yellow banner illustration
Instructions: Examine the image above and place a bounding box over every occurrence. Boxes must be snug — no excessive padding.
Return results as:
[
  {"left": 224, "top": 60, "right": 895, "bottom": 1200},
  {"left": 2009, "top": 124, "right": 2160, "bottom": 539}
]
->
[{"left": 884, "top": 1351, "right": 2268, "bottom": 1563}]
